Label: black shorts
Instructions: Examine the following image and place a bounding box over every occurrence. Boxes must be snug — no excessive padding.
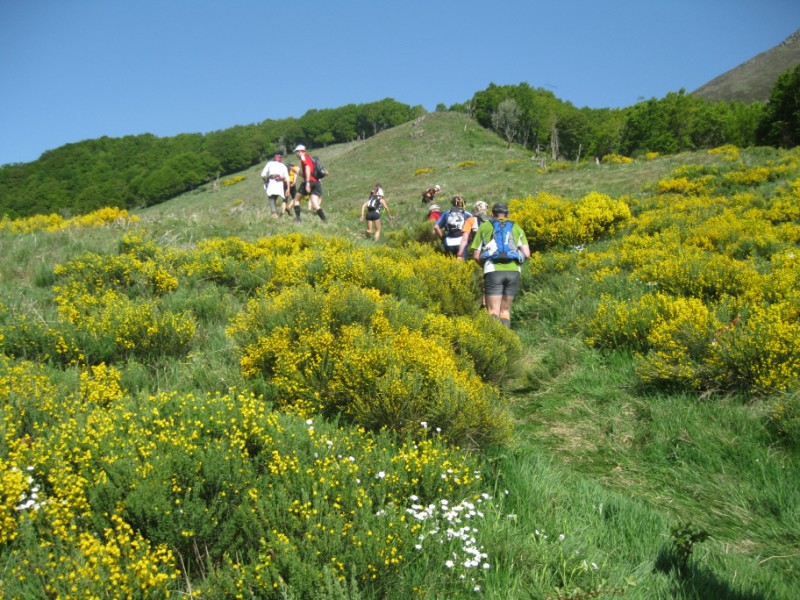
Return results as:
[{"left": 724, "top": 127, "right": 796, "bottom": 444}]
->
[
  {"left": 484, "top": 270, "right": 521, "bottom": 297},
  {"left": 365, "top": 210, "right": 381, "bottom": 221},
  {"left": 298, "top": 180, "right": 323, "bottom": 197}
]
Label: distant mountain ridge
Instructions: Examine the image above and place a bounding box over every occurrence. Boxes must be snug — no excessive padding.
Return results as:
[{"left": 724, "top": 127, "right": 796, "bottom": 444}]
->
[{"left": 692, "top": 28, "right": 800, "bottom": 103}]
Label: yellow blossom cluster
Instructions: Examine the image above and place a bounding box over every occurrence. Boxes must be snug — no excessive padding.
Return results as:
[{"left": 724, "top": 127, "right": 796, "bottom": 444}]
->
[
  {"left": 509, "top": 191, "right": 631, "bottom": 250},
  {"left": 221, "top": 174, "right": 247, "bottom": 186},
  {"left": 0, "top": 206, "right": 138, "bottom": 234},
  {"left": 601, "top": 153, "right": 634, "bottom": 164},
  {"left": 707, "top": 144, "right": 741, "bottom": 161}
]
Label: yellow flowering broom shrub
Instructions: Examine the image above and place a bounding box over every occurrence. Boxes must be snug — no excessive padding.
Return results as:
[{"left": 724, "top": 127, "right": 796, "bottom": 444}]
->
[
  {"left": 509, "top": 192, "right": 631, "bottom": 250},
  {"left": 636, "top": 295, "right": 722, "bottom": 389},
  {"left": 601, "top": 153, "right": 634, "bottom": 164},
  {"left": 707, "top": 144, "right": 741, "bottom": 161},
  {"left": 582, "top": 152, "right": 800, "bottom": 394},
  {"left": 656, "top": 176, "right": 714, "bottom": 196},
  {"left": 0, "top": 206, "right": 137, "bottom": 234},
  {"left": 227, "top": 281, "right": 514, "bottom": 448},
  {"left": 706, "top": 302, "right": 800, "bottom": 393},
  {"left": 0, "top": 350, "right": 495, "bottom": 598}
]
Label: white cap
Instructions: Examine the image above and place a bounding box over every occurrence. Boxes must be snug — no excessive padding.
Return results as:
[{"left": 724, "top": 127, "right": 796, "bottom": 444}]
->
[{"left": 293, "top": 144, "right": 306, "bottom": 152}]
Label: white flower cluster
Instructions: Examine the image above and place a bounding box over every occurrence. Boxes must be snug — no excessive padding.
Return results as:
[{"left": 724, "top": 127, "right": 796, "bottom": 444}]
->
[
  {"left": 14, "top": 466, "right": 42, "bottom": 512},
  {"left": 406, "top": 493, "right": 493, "bottom": 593}
]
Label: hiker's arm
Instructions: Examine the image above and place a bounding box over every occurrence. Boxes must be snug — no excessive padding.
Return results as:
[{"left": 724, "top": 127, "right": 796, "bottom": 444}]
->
[
  {"left": 382, "top": 199, "right": 391, "bottom": 218},
  {"left": 456, "top": 230, "right": 470, "bottom": 260},
  {"left": 360, "top": 202, "right": 367, "bottom": 221}
]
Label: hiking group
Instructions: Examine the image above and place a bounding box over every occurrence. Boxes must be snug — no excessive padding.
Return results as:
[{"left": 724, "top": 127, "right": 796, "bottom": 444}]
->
[
  {"left": 431, "top": 193, "right": 530, "bottom": 327},
  {"left": 260, "top": 146, "right": 327, "bottom": 223},
  {"left": 260, "top": 147, "right": 530, "bottom": 327}
]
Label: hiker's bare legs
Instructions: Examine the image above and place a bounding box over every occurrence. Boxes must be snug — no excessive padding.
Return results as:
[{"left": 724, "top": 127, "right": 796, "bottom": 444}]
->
[{"left": 485, "top": 295, "right": 513, "bottom": 327}]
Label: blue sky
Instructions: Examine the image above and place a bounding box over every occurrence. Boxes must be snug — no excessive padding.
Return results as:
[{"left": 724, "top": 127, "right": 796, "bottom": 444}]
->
[{"left": 1, "top": 0, "right": 798, "bottom": 166}]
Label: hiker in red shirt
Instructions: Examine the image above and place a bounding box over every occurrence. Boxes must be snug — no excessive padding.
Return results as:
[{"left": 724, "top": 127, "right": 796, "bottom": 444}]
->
[{"left": 292, "top": 145, "right": 327, "bottom": 223}]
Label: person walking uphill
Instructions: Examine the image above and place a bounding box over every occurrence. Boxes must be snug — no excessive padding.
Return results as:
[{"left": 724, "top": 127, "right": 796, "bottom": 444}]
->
[
  {"left": 292, "top": 145, "right": 327, "bottom": 223},
  {"left": 421, "top": 184, "right": 441, "bottom": 205},
  {"left": 470, "top": 202, "right": 531, "bottom": 328},
  {"left": 457, "top": 200, "right": 490, "bottom": 260},
  {"left": 434, "top": 195, "right": 471, "bottom": 257},
  {"left": 260, "top": 150, "right": 289, "bottom": 217},
  {"left": 360, "top": 183, "right": 392, "bottom": 241},
  {"left": 279, "top": 163, "right": 301, "bottom": 218}
]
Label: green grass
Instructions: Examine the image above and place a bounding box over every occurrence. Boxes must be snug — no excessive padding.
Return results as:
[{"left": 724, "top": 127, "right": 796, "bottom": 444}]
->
[{"left": 1, "top": 111, "right": 798, "bottom": 599}]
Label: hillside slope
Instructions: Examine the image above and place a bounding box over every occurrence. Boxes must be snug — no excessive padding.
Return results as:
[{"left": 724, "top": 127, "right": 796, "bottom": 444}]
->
[
  {"left": 138, "top": 110, "right": 705, "bottom": 240},
  {"left": 692, "top": 28, "right": 800, "bottom": 103},
  {"left": 2, "top": 110, "right": 799, "bottom": 598}
]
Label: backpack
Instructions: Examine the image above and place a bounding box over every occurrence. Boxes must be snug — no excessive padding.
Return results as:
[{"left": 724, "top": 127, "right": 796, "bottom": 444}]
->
[
  {"left": 367, "top": 194, "right": 381, "bottom": 211},
  {"left": 479, "top": 219, "right": 522, "bottom": 263},
  {"left": 312, "top": 156, "right": 328, "bottom": 179},
  {"left": 443, "top": 208, "right": 466, "bottom": 237}
]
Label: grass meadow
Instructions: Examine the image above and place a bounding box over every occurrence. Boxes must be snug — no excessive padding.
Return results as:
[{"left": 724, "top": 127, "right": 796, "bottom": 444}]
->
[{"left": 1, "top": 112, "right": 798, "bottom": 599}]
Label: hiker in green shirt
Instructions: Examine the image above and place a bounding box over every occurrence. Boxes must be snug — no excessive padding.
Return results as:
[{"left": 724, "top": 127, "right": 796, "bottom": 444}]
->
[{"left": 469, "top": 202, "right": 530, "bottom": 328}]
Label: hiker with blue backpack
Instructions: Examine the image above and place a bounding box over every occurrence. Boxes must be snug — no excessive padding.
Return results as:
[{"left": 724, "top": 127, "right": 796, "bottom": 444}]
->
[
  {"left": 360, "top": 183, "right": 392, "bottom": 241},
  {"left": 469, "top": 202, "right": 530, "bottom": 328},
  {"left": 433, "top": 195, "right": 472, "bottom": 257}
]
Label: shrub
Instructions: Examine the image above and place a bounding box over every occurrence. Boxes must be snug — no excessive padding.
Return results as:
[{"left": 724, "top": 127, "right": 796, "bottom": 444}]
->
[
  {"left": 227, "top": 282, "right": 514, "bottom": 448},
  {"left": 601, "top": 153, "right": 634, "bottom": 164},
  {"left": 636, "top": 296, "right": 721, "bottom": 389},
  {"left": 706, "top": 302, "right": 800, "bottom": 393},
  {"left": 656, "top": 176, "right": 713, "bottom": 195},
  {"left": 707, "top": 144, "right": 740, "bottom": 161},
  {"left": 0, "top": 207, "right": 138, "bottom": 234},
  {"left": 510, "top": 192, "right": 631, "bottom": 250},
  {"left": 221, "top": 174, "right": 247, "bottom": 186}
]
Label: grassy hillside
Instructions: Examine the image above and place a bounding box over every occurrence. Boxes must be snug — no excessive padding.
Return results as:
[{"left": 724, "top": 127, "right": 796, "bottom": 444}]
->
[
  {"left": 1, "top": 112, "right": 798, "bottom": 599},
  {"left": 138, "top": 112, "right": 714, "bottom": 241}
]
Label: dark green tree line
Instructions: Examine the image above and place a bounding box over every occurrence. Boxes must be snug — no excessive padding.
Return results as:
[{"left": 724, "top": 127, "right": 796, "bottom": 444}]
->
[{"left": 463, "top": 82, "right": 767, "bottom": 160}]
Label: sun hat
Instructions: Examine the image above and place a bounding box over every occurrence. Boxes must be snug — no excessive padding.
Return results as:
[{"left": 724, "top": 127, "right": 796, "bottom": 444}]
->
[
  {"left": 434, "top": 184, "right": 441, "bottom": 191},
  {"left": 428, "top": 204, "right": 440, "bottom": 212},
  {"left": 293, "top": 144, "right": 306, "bottom": 152},
  {"left": 492, "top": 202, "right": 509, "bottom": 215},
  {"left": 475, "top": 201, "right": 488, "bottom": 212}
]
